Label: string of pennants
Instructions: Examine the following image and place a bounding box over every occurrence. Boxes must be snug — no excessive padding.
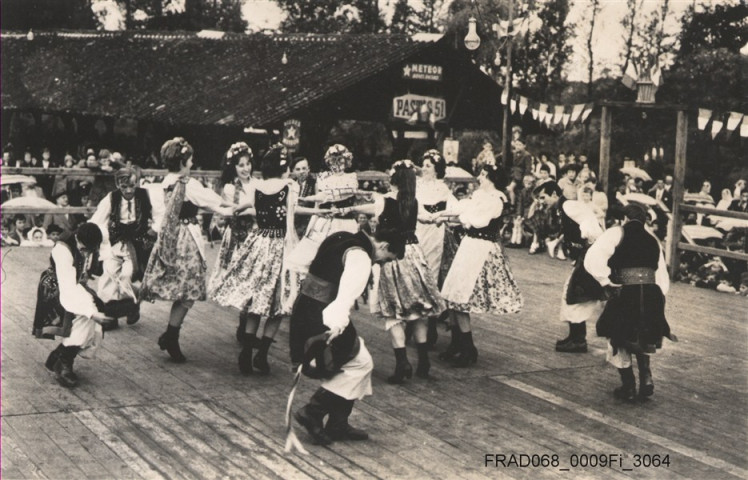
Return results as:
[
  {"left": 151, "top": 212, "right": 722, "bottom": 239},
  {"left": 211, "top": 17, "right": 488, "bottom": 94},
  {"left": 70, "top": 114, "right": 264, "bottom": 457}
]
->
[
  {"left": 500, "top": 88, "right": 594, "bottom": 129},
  {"left": 697, "top": 108, "right": 747, "bottom": 139}
]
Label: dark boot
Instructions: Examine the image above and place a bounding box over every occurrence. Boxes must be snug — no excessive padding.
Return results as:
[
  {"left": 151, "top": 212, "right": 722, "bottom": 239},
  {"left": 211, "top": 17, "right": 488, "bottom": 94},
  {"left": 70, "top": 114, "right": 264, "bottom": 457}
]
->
[
  {"left": 236, "top": 312, "right": 249, "bottom": 343},
  {"left": 404, "top": 321, "right": 414, "bottom": 345},
  {"left": 158, "top": 325, "right": 186, "bottom": 363},
  {"left": 45, "top": 344, "right": 65, "bottom": 373},
  {"left": 613, "top": 367, "right": 637, "bottom": 402},
  {"left": 636, "top": 354, "right": 654, "bottom": 399},
  {"left": 555, "top": 322, "right": 573, "bottom": 346},
  {"left": 324, "top": 394, "right": 369, "bottom": 441},
  {"left": 294, "top": 388, "right": 333, "bottom": 445},
  {"left": 238, "top": 334, "right": 257, "bottom": 375},
  {"left": 425, "top": 317, "right": 439, "bottom": 349},
  {"left": 438, "top": 326, "right": 461, "bottom": 361},
  {"left": 54, "top": 346, "right": 81, "bottom": 388},
  {"left": 387, "top": 348, "right": 413, "bottom": 384},
  {"left": 126, "top": 304, "right": 141, "bottom": 325},
  {"left": 556, "top": 323, "right": 588, "bottom": 353},
  {"left": 253, "top": 336, "right": 274, "bottom": 375},
  {"left": 451, "top": 331, "right": 478, "bottom": 368},
  {"left": 102, "top": 318, "right": 120, "bottom": 332},
  {"left": 415, "top": 342, "right": 434, "bottom": 380}
]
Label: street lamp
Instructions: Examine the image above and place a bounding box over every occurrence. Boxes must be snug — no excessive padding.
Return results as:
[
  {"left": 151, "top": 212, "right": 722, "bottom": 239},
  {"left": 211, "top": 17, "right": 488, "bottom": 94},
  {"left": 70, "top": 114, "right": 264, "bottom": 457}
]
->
[{"left": 465, "top": 2, "right": 517, "bottom": 168}]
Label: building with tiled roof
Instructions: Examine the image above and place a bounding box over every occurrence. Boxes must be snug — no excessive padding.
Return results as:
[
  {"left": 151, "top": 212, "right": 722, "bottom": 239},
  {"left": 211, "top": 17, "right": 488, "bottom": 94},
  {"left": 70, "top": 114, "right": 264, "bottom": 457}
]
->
[{"left": 1, "top": 30, "right": 502, "bottom": 167}]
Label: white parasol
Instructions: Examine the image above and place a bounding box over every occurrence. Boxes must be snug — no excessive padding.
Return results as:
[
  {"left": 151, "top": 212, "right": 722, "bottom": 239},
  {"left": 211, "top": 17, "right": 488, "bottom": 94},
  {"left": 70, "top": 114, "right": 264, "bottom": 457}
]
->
[
  {"left": 682, "top": 225, "right": 723, "bottom": 242},
  {"left": 2, "top": 196, "right": 59, "bottom": 208},
  {"left": 1, "top": 174, "right": 38, "bottom": 186},
  {"left": 619, "top": 167, "right": 652, "bottom": 181}
]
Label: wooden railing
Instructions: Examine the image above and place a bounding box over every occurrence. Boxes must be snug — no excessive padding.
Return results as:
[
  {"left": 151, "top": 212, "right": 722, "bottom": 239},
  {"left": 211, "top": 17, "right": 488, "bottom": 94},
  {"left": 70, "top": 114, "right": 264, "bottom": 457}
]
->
[{"left": 667, "top": 203, "right": 748, "bottom": 268}]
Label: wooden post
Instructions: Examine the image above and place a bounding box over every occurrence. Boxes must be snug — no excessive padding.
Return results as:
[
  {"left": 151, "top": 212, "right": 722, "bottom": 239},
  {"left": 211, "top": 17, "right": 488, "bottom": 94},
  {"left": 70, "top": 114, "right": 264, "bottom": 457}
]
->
[
  {"left": 666, "top": 109, "right": 688, "bottom": 276},
  {"left": 598, "top": 106, "right": 611, "bottom": 194}
]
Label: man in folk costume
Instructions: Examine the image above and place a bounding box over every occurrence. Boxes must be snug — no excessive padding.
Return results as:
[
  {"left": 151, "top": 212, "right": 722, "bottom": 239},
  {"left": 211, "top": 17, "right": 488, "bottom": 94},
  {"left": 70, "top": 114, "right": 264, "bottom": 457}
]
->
[
  {"left": 90, "top": 166, "right": 155, "bottom": 328},
  {"left": 289, "top": 216, "right": 405, "bottom": 446},
  {"left": 584, "top": 203, "right": 676, "bottom": 402},
  {"left": 33, "top": 223, "right": 120, "bottom": 388},
  {"left": 555, "top": 199, "right": 607, "bottom": 353}
]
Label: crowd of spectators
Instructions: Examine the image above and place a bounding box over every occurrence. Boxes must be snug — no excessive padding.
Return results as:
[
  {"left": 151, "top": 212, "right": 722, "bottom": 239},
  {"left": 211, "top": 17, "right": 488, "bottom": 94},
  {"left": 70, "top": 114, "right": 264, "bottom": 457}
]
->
[{"left": 2, "top": 140, "right": 746, "bottom": 296}]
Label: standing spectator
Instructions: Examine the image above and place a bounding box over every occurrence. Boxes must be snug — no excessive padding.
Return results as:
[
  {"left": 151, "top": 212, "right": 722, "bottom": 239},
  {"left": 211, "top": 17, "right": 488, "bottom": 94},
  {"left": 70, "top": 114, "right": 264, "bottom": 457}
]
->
[
  {"left": 43, "top": 190, "right": 79, "bottom": 236},
  {"left": 37, "top": 147, "right": 57, "bottom": 199},
  {"left": 664, "top": 175, "right": 674, "bottom": 192},
  {"left": 292, "top": 156, "right": 316, "bottom": 239},
  {"left": 473, "top": 138, "right": 497, "bottom": 174},
  {"left": 8, "top": 215, "right": 29, "bottom": 244},
  {"left": 716, "top": 189, "right": 733, "bottom": 211},
  {"left": 557, "top": 153, "right": 567, "bottom": 170},
  {"left": 733, "top": 179, "right": 746, "bottom": 199},
  {"left": 648, "top": 179, "right": 672, "bottom": 210}
]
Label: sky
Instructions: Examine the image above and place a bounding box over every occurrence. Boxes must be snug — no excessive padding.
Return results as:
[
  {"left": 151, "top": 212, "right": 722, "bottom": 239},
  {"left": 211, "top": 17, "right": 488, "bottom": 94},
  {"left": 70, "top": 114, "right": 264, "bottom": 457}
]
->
[{"left": 93, "top": 0, "right": 741, "bottom": 81}]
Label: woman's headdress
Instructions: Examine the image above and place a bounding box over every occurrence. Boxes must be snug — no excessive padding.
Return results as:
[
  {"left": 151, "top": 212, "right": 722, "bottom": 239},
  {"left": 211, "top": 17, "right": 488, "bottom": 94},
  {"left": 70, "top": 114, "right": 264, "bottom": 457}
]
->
[
  {"left": 324, "top": 144, "right": 353, "bottom": 172},
  {"left": 226, "top": 142, "right": 253, "bottom": 162}
]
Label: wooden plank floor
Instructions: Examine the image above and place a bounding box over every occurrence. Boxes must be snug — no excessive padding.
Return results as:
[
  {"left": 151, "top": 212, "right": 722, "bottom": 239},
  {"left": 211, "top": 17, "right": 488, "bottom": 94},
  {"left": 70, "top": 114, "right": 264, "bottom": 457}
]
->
[{"left": 2, "top": 244, "right": 746, "bottom": 479}]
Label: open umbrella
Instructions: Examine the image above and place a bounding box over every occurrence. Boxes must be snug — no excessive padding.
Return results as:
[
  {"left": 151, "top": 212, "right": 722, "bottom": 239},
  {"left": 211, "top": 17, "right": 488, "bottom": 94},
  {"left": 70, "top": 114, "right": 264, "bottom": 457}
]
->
[
  {"left": 0, "top": 174, "right": 37, "bottom": 186},
  {"left": 619, "top": 166, "right": 652, "bottom": 182},
  {"left": 683, "top": 192, "right": 715, "bottom": 205},
  {"left": 2, "top": 196, "right": 59, "bottom": 208},
  {"left": 445, "top": 165, "right": 474, "bottom": 181},
  {"left": 621, "top": 192, "right": 658, "bottom": 206},
  {"left": 682, "top": 225, "right": 723, "bottom": 242}
]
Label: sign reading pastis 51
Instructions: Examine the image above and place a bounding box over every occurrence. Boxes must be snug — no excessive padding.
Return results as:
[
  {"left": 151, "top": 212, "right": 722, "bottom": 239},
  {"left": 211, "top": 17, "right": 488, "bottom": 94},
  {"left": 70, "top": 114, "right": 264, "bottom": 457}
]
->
[
  {"left": 392, "top": 94, "right": 446, "bottom": 122},
  {"left": 402, "top": 63, "right": 443, "bottom": 81}
]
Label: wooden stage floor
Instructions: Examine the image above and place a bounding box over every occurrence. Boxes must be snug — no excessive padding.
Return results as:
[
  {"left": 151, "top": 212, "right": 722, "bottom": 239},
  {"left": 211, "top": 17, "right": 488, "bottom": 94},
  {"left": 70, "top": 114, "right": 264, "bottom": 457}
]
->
[{"left": 1, "top": 244, "right": 746, "bottom": 479}]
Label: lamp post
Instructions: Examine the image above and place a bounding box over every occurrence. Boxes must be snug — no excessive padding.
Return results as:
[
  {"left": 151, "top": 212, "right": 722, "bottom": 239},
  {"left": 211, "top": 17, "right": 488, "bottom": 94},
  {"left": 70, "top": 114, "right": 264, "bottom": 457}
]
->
[{"left": 465, "top": 1, "right": 516, "bottom": 168}]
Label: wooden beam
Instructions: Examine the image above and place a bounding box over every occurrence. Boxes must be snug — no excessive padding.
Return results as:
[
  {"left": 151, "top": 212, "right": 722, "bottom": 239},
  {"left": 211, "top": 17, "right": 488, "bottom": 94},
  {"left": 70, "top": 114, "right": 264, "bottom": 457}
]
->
[
  {"left": 0, "top": 167, "right": 222, "bottom": 178},
  {"left": 677, "top": 242, "right": 748, "bottom": 262},
  {"left": 598, "top": 105, "right": 611, "bottom": 194},
  {"left": 667, "top": 110, "right": 688, "bottom": 276},
  {"left": 598, "top": 100, "right": 688, "bottom": 110}
]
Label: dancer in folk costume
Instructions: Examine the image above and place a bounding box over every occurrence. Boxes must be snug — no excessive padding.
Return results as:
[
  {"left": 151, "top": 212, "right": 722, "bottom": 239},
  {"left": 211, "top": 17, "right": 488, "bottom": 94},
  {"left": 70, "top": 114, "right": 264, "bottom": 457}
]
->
[
  {"left": 436, "top": 165, "right": 523, "bottom": 367},
  {"left": 347, "top": 160, "right": 446, "bottom": 382},
  {"left": 33, "top": 223, "right": 119, "bottom": 388},
  {"left": 415, "top": 149, "right": 458, "bottom": 347},
  {"left": 141, "top": 138, "right": 234, "bottom": 363},
  {"left": 207, "top": 142, "right": 259, "bottom": 342},
  {"left": 210, "top": 145, "right": 332, "bottom": 375},
  {"left": 288, "top": 222, "right": 405, "bottom": 446},
  {"left": 554, "top": 199, "right": 607, "bottom": 353},
  {"left": 285, "top": 144, "right": 361, "bottom": 274},
  {"left": 585, "top": 203, "right": 676, "bottom": 402},
  {"left": 90, "top": 166, "right": 155, "bottom": 329}
]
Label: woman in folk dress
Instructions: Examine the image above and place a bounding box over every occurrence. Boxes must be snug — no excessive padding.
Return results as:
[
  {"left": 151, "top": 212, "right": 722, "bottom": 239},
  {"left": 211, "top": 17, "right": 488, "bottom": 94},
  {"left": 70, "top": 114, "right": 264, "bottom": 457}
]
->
[
  {"left": 141, "top": 137, "right": 234, "bottom": 363},
  {"left": 207, "top": 142, "right": 259, "bottom": 342},
  {"left": 436, "top": 165, "right": 523, "bottom": 367},
  {"left": 285, "top": 144, "right": 360, "bottom": 274},
  {"left": 347, "top": 161, "right": 446, "bottom": 383},
  {"left": 210, "top": 145, "right": 331, "bottom": 375},
  {"left": 415, "top": 149, "right": 458, "bottom": 346}
]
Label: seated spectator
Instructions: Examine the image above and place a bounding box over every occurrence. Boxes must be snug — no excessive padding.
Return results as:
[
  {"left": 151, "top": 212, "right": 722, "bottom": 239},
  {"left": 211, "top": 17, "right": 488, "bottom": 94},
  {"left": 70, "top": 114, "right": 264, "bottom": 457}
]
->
[
  {"left": 46, "top": 224, "right": 63, "bottom": 243},
  {"left": 2, "top": 220, "right": 19, "bottom": 246},
  {"left": 648, "top": 179, "right": 672, "bottom": 210},
  {"left": 536, "top": 163, "right": 553, "bottom": 185},
  {"left": 716, "top": 189, "right": 733, "bottom": 210},
  {"left": 43, "top": 190, "right": 78, "bottom": 236},
  {"left": 8, "top": 215, "right": 29, "bottom": 244},
  {"left": 729, "top": 190, "right": 748, "bottom": 212},
  {"left": 699, "top": 180, "right": 715, "bottom": 204},
  {"left": 734, "top": 179, "right": 746, "bottom": 199},
  {"left": 22, "top": 227, "right": 54, "bottom": 247}
]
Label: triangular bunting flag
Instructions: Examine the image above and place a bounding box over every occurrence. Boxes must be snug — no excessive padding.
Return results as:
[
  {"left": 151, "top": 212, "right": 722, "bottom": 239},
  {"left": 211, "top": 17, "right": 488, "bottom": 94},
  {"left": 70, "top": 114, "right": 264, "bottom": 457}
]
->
[
  {"left": 711, "top": 119, "right": 723, "bottom": 139},
  {"left": 531, "top": 108, "right": 539, "bottom": 120},
  {"left": 501, "top": 89, "right": 509, "bottom": 105},
  {"left": 553, "top": 105, "right": 564, "bottom": 124},
  {"left": 726, "top": 112, "right": 743, "bottom": 132},
  {"left": 622, "top": 63, "right": 638, "bottom": 90},
  {"left": 697, "top": 108, "right": 711, "bottom": 130},
  {"left": 539, "top": 103, "right": 548, "bottom": 122},
  {"left": 581, "top": 103, "right": 594, "bottom": 122},
  {"left": 519, "top": 96, "right": 528, "bottom": 115},
  {"left": 741, "top": 122, "right": 748, "bottom": 138},
  {"left": 510, "top": 98, "right": 517, "bottom": 114},
  {"left": 570, "top": 104, "right": 585, "bottom": 122},
  {"left": 562, "top": 113, "right": 570, "bottom": 127}
]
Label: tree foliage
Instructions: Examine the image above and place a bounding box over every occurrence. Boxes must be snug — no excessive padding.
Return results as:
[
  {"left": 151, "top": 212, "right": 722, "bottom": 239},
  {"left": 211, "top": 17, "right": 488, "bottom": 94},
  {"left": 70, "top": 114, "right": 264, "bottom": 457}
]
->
[
  {"left": 277, "top": 0, "right": 385, "bottom": 34},
  {"left": 1, "top": 0, "right": 96, "bottom": 30},
  {"left": 390, "top": 0, "right": 446, "bottom": 34}
]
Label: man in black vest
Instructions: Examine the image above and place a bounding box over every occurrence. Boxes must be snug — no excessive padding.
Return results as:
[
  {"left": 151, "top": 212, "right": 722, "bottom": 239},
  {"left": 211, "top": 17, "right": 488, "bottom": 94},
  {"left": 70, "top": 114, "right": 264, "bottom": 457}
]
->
[
  {"left": 90, "top": 166, "right": 154, "bottom": 328},
  {"left": 290, "top": 222, "right": 405, "bottom": 446},
  {"left": 585, "top": 203, "right": 675, "bottom": 402}
]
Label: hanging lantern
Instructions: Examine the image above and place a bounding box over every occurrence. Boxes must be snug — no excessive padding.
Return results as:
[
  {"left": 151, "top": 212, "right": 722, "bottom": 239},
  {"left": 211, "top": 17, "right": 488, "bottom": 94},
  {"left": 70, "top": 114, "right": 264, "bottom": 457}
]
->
[
  {"left": 493, "top": 50, "right": 502, "bottom": 66},
  {"left": 464, "top": 17, "right": 481, "bottom": 51},
  {"left": 281, "top": 52, "right": 288, "bottom": 65}
]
